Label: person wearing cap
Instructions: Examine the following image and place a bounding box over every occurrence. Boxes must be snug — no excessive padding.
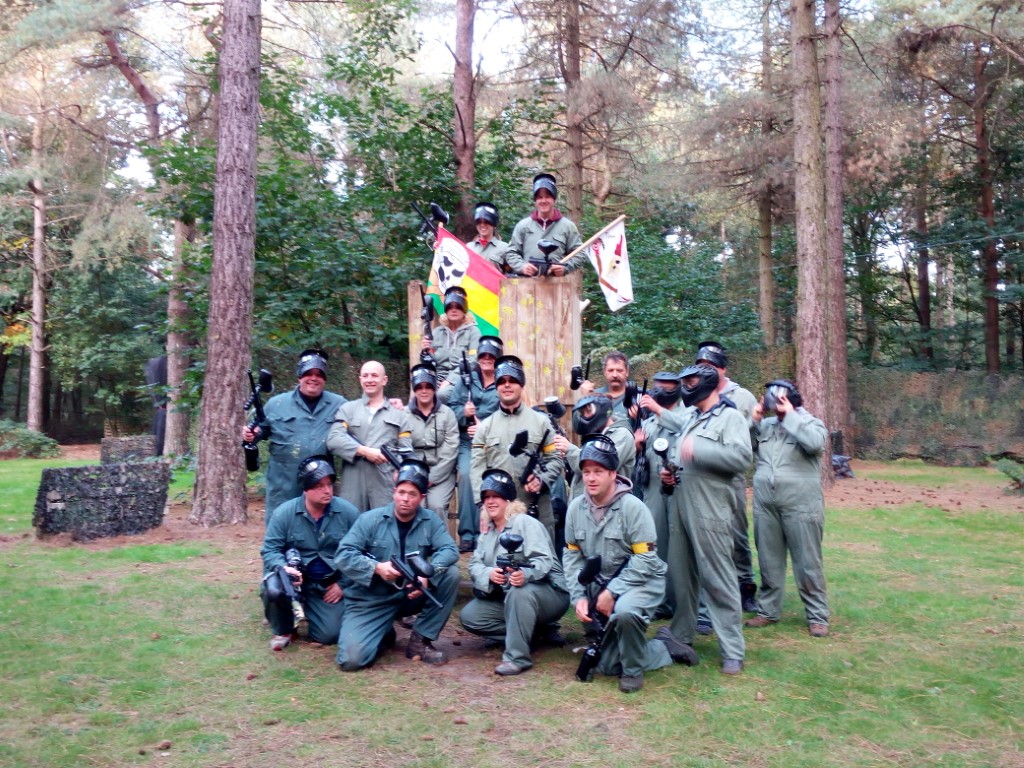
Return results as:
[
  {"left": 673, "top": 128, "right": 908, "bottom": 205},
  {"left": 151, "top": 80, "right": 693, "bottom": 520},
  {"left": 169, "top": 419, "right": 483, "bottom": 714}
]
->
[
  {"left": 422, "top": 285, "right": 482, "bottom": 387},
  {"left": 660, "top": 364, "right": 753, "bottom": 676},
  {"left": 578, "top": 350, "right": 632, "bottom": 422},
  {"left": 334, "top": 460, "right": 460, "bottom": 670},
  {"left": 327, "top": 361, "right": 414, "bottom": 512},
  {"left": 407, "top": 364, "right": 460, "bottom": 520},
  {"left": 636, "top": 371, "right": 686, "bottom": 617},
  {"left": 745, "top": 380, "right": 830, "bottom": 638},
  {"left": 459, "top": 469, "right": 570, "bottom": 675},
  {"left": 448, "top": 334, "right": 503, "bottom": 552},
  {"left": 470, "top": 354, "right": 565, "bottom": 541},
  {"left": 260, "top": 456, "right": 361, "bottom": 651},
  {"left": 563, "top": 435, "right": 691, "bottom": 694},
  {"left": 505, "top": 172, "right": 585, "bottom": 277},
  {"left": 243, "top": 349, "right": 348, "bottom": 523},
  {"left": 553, "top": 393, "right": 636, "bottom": 500},
  {"left": 467, "top": 201, "right": 514, "bottom": 274},
  {"left": 692, "top": 340, "right": 760, "bottom": 615}
]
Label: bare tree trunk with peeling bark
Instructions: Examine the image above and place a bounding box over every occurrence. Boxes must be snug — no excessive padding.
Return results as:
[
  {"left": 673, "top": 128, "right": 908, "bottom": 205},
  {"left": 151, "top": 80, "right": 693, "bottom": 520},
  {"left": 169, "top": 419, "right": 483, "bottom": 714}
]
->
[
  {"left": 190, "top": 0, "right": 261, "bottom": 525},
  {"left": 451, "top": 0, "right": 477, "bottom": 240},
  {"left": 28, "top": 103, "right": 47, "bottom": 434}
]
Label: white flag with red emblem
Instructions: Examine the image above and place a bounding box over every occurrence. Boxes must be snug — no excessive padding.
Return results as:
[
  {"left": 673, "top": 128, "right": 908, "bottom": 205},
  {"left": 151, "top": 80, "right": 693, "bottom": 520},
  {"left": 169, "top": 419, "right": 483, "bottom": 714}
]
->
[{"left": 583, "top": 219, "right": 633, "bottom": 311}]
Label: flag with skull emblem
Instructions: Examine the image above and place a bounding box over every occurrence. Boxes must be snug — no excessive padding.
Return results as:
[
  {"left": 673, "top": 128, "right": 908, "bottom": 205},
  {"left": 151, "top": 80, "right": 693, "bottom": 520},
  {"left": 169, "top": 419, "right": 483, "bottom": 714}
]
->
[{"left": 426, "top": 225, "right": 504, "bottom": 335}]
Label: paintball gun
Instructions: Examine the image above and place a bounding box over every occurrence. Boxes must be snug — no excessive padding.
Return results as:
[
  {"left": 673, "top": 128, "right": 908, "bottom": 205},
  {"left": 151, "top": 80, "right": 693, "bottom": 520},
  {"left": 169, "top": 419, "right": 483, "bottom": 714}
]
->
[
  {"left": 629, "top": 379, "right": 650, "bottom": 498},
  {"left": 509, "top": 428, "right": 550, "bottom": 519},
  {"left": 419, "top": 283, "right": 437, "bottom": 367},
  {"left": 495, "top": 531, "right": 535, "bottom": 574},
  {"left": 529, "top": 239, "right": 559, "bottom": 277},
  {"left": 570, "top": 358, "right": 591, "bottom": 391},
  {"left": 263, "top": 547, "right": 306, "bottom": 626},
  {"left": 242, "top": 368, "right": 274, "bottom": 472},
  {"left": 574, "top": 555, "right": 629, "bottom": 682},
  {"left": 460, "top": 352, "right": 476, "bottom": 426},
  {"left": 652, "top": 437, "right": 680, "bottom": 496},
  {"left": 390, "top": 551, "right": 444, "bottom": 608},
  {"left": 412, "top": 201, "right": 451, "bottom": 247}
]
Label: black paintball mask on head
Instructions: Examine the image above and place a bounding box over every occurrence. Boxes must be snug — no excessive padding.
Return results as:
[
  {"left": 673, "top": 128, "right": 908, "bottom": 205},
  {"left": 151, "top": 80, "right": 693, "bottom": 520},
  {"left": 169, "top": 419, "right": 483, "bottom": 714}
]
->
[
  {"left": 494, "top": 355, "right": 526, "bottom": 386},
  {"left": 443, "top": 286, "right": 468, "bottom": 312},
  {"left": 410, "top": 363, "right": 437, "bottom": 391},
  {"left": 473, "top": 202, "right": 499, "bottom": 226},
  {"left": 650, "top": 371, "right": 681, "bottom": 408},
  {"left": 694, "top": 340, "right": 728, "bottom": 370},
  {"left": 395, "top": 459, "right": 430, "bottom": 494},
  {"left": 477, "top": 335, "right": 503, "bottom": 359},
  {"left": 297, "top": 455, "right": 336, "bottom": 491},
  {"left": 296, "top": 348, "right": 329, "bottom": 378},
  {"left": 764, "top": 379, "right": 803, "bottom": 410},
  {"left": 572, "top": 394, "right": 613, "bottom": 435},
  {"left": 479, "top": 469, "right": 517, "bottom": 502},
  {"left": 679, "top": 364, "right": 720, "bottom": 407},
  {"left": 578, "top": 433, "right": 619, "bottom": 471},
  {"left": 533, "top": 172, "right": 558, "bottom": 200}
]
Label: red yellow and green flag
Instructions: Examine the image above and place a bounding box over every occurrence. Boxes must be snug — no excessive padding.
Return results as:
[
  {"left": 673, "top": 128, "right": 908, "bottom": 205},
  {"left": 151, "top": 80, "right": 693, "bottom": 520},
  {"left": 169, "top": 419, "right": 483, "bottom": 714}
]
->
[{"left": 426, "top": 225, "right": 504, "bottom": 336}]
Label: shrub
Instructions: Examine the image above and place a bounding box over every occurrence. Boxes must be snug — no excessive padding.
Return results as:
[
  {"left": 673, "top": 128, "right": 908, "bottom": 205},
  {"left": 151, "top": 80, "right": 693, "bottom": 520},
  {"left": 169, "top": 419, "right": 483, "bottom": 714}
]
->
[
  {"left": 0, "top": 420, "right": 61, "bottom": 459},
  {"left": 994, "top": 458, "right": 1024, "bottom": 494}
]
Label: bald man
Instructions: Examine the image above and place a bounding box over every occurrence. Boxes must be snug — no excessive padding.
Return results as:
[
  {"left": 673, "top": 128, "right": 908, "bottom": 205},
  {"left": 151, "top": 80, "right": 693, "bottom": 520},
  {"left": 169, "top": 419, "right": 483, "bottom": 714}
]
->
[{"left": 327, "top": 361, "right": 414, "bottom": 511}]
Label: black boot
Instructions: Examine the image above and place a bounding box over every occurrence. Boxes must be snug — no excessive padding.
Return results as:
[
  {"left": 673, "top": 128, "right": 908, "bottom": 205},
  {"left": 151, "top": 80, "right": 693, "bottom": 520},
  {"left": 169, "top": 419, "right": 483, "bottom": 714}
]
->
[{"left": 740, "top": 582, "right": 758, "bottom": 613}]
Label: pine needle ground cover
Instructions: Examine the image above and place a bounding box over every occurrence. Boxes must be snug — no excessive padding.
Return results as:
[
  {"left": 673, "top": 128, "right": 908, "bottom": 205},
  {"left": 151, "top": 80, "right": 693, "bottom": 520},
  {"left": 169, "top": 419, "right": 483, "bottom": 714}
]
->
[{"left": 0, "top": 457, "right": 1020, "bottom": 768}]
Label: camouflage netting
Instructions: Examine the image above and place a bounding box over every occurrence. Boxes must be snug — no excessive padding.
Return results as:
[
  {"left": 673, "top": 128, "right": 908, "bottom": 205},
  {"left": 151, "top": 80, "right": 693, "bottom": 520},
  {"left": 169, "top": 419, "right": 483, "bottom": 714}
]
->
[
  {"left": 848, "top": 368, "right": 1024, "bottom": 465},
  {"left": 34, "top": 462, "right": 171, "bottom": 541},
  {"left": 101, "top": 435, "right": 157, "bottom": 464}
]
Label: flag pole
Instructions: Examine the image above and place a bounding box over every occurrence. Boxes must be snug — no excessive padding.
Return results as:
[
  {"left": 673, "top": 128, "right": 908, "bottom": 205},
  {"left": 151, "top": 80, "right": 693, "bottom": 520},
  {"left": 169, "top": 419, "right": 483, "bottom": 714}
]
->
[{"left": 558, "top": 215, "right": 627, "bottom": 264}]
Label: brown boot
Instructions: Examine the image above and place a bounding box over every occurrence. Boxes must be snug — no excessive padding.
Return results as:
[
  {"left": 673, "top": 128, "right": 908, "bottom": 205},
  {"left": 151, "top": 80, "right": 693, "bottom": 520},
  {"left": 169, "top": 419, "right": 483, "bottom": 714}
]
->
[
  {"left": 405, "top": 632, "right": 447, "bottom": 665},
  {"left": 744, "top": 616, "right": 777, "bottom": 628},
  {"left": 808, "top": 623, "right": 830, "bottom": 638}
]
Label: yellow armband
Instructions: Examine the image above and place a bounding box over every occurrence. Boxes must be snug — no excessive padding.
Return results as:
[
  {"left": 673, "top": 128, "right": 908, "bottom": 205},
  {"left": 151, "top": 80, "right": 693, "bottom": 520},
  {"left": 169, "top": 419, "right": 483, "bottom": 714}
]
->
[{"left": 631, "top": 542, "right": 657, "bottom": 554}]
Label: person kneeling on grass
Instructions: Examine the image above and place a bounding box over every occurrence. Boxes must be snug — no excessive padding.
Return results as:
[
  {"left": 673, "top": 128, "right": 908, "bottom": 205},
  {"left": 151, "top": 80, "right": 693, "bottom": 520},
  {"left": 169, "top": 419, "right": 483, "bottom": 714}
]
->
[
  {"left": 260, "top": 456, "right": 360, "bottom": 651},
  {"left": 459, "top": 469, "right": 570, "bottom": 676},
  {"left": 334, "top": 460, "right": 460, "bottom": 670}
]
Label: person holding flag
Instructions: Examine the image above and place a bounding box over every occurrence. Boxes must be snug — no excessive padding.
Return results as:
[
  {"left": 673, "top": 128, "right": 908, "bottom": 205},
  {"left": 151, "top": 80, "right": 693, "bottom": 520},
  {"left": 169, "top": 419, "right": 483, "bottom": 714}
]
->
[{"left": 506, "top": 173, "right": 585, "bottom": 277}]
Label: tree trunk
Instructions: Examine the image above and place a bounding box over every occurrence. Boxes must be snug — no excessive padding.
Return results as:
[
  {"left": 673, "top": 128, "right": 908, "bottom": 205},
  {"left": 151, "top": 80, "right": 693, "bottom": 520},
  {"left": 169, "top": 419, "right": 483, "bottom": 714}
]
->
[
  {"left": 973, "top": 45, "right": 1000, "bottom": 373},
  {"left": 561, "top": 0, "right": 585, "bottom": 222},
  {"left": 451, "top": 0, "right": 477, "bottom": 240},
  {"left": 758, "top": 0, "right": 776, "bottom": 347},
  {"left": 28, "top": 108, "right": 47, "bottom": 433},
  {"left": 190, "top": 0, "right": 261, "bottom": 526},
  {"left": 822, "top": 0, "right": 848, "bottom": 445},
  {"left": 789, "top": 0, "right": 830, "bottom": 484},
  {"left": 163, "top": 219, "right": 195, "bottom": 456}
]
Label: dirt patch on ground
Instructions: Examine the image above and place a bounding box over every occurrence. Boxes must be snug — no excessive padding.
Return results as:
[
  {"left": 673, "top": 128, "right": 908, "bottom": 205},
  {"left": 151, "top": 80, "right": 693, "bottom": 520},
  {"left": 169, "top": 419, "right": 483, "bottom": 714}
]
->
[
  {"left": 59, "top": 443, "right": 103, "bottom": 461},
  {"left": 826, "top": 460, "right": 1024, "bottom": 515}
]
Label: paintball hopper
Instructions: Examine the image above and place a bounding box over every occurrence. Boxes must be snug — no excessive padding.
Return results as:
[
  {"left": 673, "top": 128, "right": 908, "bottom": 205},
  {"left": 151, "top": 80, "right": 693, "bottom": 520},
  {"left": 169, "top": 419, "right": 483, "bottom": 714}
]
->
[
  {"left": 408, "top": 552, "right": 436, "bottom": 580},
  {"left": 498, "top": 531, "right": 525, "bottom": 554},
  {"left": 570, "top": 357, "right": 591, "bottom": 390},
  {"left": 652, "top": 437, "right": 671, "bottom": 459},
  {"left": 577, "top": 555, "right": 603, "bottom": 586},
  {"left": 429, "top": 202, "right": 450, "bottom": 226},
  {"left": 622, "top": 379, "right": 639, "bottom": 411},
  {"left": 537, "top": 240, "right": 558, "bottom": 258},
  {"left": 543, "top": 395, "right": 566, "bottom": 419},
  {"left": 509, "top": 429, "right": 530, "bottom": 458}
]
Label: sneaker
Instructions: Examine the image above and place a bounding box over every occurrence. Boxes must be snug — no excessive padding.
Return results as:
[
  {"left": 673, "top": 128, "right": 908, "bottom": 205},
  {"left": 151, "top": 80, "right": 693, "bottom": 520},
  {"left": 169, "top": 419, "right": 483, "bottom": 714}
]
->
[
  {"left": 745, "top": 616, "right": 777, "bottom": 628},
  {"left": 619, "top": 674, "right": 644, "bottom": 693},
  {"left": 494, "top": 661, "right": 528, "bottom": 676},
  {"left": 720, "top": 658, "right": 744, "bottom": 675},
  {"left": 269, "top": 634, "right": 292, "bottom": 651},
  {"left": 696, "top": 619, "right": 713, "bottom": 636},
  {"left": 655, "top": 627, "right": 700, "bottom": 666},
  {"left": 405, "top": 632, "right": 447, "bottom": 665},
  {"left": 808, "top": 623, "right": 830, "bottom": 638}
]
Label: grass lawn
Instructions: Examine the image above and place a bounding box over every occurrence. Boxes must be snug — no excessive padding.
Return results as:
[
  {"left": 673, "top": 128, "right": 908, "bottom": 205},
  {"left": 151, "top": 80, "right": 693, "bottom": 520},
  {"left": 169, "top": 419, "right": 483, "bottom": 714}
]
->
[{"left": 0, "top": 458, "right": 1020, "bottom": 767}]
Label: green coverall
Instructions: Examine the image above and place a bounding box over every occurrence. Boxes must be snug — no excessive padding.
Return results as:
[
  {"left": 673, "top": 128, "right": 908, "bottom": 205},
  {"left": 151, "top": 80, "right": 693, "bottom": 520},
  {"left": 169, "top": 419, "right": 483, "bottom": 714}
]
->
[
  {"left": 460, "top": 512, "right": 570, "bottom": 669},
  {"left": 751, "top": 407, "right": 830, "bottom": 626}
]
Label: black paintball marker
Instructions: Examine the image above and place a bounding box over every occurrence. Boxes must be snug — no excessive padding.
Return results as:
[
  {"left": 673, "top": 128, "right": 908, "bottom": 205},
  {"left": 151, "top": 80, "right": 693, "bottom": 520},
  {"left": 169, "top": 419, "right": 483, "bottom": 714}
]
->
[
  {"left": 570, "top": 357, "right": 591, "bottom": 391},
  {"left": 263, "top": 547, "right": 306, "bottom": 626},
  {"left": 495, "top": 531, "right": 535, "bottom": 574},
  {"left": 629, "top": 379, "right": 650, "bottom": 498},
  {"left": 652, "top": 437, "right": 681, "bottom": 496},
  {"left": 460, "top": 352, "right": 476, "bottom": 426},
  {"left": 390, "top": 551, "right": 444, "bottom": 608},
  {"left": 380, "top": 443, "right": 409, "bottom": 472},
  {"left": 412, "top": 201, "right": 451, "bottom": 247},
  {"left": 530, "top": 239, "right": 559, "bottom": 276},
  {"left": 509, "top": 428, "right": 550, "bottom": 519},
  {"left": 419, "top": 283, "right": 437, "bottom": 367},
  {"left": 574, "top": 555, "right": 629, "bottom": 682},
  {"left": 242, "top": 368, "right": 274, "bottom": 472}
]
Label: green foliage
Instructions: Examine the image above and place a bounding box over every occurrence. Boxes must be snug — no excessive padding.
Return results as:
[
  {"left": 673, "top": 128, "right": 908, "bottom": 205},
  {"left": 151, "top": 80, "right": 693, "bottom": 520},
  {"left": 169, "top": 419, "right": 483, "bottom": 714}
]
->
[
  {"left": 994, "top": 458, "right": 1024, "bottom": 493},
  {"left": 582, "top": 218, "right": 762, "bottom": 358},
  {"left": 0, "top": 419, "right": 61, "bottom": 457}
]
